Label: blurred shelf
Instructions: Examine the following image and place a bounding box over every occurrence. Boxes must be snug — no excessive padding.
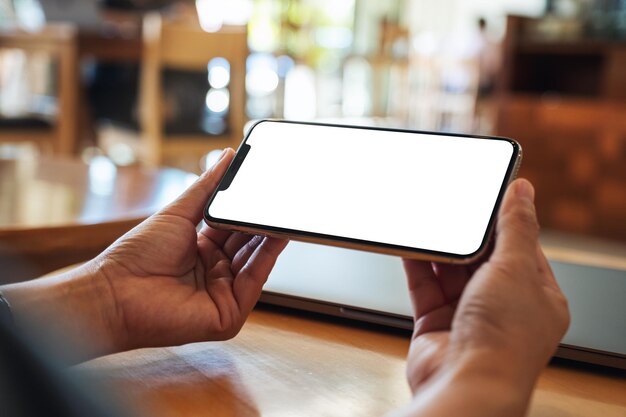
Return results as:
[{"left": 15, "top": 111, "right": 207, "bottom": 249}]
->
[
  {"left": 78, "top": 31, "right": 142, "bottom": 62},
  {"left": 516, "top": 38, "right": 626, "bottom": 55},
  {"left": 496, "top": 16, "right": 626, "bottom": 242}
]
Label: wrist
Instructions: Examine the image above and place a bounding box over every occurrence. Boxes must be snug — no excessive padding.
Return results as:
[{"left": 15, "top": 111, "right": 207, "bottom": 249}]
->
[
  {"left": 0, "top": 261, "right": 124, "bottom": 361},
  {"left": 448, "top": 341, "right": 546, "bottom": 392},
  {"left": 454, "top": 348, "right": 532, "bottom": 382},
  {"left": 439, "top": 348, "right": 537, "bottom": 415},
  {"left": 399, "top": 350, "right": 534, "bottom": 417}
]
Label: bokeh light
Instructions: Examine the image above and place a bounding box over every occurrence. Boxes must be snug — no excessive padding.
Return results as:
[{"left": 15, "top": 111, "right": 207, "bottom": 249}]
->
[
  {"left": 205, "top": 88, "right": 230, "bottom": 114},
  {"left": 246, "top": 53, "right": 279, "bottom": 96},
  {"left": 208, "top": 57, "right": 231, "bottom": 89}
]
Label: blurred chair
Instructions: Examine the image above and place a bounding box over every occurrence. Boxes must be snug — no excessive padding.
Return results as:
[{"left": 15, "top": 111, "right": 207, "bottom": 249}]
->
[
  {"left": 343, "top": 19, "right": 410, "bottom": 125},
  {"left": 407, "top": 50, "right": 439, "bottom": 131},
  {"left": 372, "top": 19, "right": 410, "bottom": 122},
  {"left": 432, "top": 56, "right": 480, "bottom": 133},
  {"left": 0, "top": 24, "right": 78, "bottom": 155},
  {"left": 139, "top": 13, "right": 247, "bottom": 171}
]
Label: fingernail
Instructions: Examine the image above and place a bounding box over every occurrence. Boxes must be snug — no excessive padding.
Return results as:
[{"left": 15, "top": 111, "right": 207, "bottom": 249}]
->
[
  {"left": 201, "top": 149, "right": 230, "bottom": 177},
  {"left": 217, "top": 148, "right": 229, "bottom": 162},
  {"left": 515, "top": 180, "right": 535, "bottom": 203}
]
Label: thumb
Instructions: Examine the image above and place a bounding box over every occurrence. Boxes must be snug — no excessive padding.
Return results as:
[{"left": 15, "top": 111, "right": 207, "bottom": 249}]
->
[
  {"left": 492, "top": 179, "right": 540, "bottom": 265},
  {"left": 160, "top": 148, "right": 235, "bottom": 224}
]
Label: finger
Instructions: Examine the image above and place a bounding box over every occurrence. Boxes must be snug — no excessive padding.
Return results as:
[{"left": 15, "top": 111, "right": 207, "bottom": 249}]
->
[
  {"left": 231, "top": 235, "right": 264, "bottom": 275},
  {"left": 197, "top": 231, "right": 232, "bottom": 275},
  {"left": 160, "top": 148, "right": 235, "bottom": 225},
  {"left": 199, "top": 224, "right": 252, "bottom": 255},
  {"left": 432, "top": 263, "right": 471, "bottom": 303},
  {"left": 223, "top": 232, "right": 255, "bottom": 259},
  {"left": 412, "top": 304, "right": 456, "bottom": 339},
  {"left": 403, "top": 260, "right": 446, "bottom": 320},
  {"left": 199, "top": 223, "right": 233, "bottom": 248},
  {"left": 536, "top": 244, "right": 561, "bottom": 291},
  {"left": 233, "top": 237, "right": 289, "bottom": 313},
  {"left": 492, "top": 178, "right": 540, "bottom": 266}
]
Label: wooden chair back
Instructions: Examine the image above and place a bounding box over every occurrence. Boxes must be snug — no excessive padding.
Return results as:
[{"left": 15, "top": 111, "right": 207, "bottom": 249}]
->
[
  {"left": 140, "top": 13, "right": 248, "bottom": 170},
  {"left": 0, "top": 24, "right": 78, "bottom": 155}
]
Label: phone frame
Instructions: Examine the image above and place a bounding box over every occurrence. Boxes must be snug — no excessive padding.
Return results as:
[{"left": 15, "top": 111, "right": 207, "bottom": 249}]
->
[{"left": 204, "top": 119, "right": 523, "bottom": 264}]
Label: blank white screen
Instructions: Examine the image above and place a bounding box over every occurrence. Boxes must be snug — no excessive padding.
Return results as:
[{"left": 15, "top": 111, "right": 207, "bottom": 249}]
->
[{"left": 209, "top": 121, "right": 515, "bottom": 256}]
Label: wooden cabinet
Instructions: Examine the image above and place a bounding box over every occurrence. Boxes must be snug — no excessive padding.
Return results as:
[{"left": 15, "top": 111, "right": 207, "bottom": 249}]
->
[{"left": 496, "top": 16, "right": 626, "bottom": 241}]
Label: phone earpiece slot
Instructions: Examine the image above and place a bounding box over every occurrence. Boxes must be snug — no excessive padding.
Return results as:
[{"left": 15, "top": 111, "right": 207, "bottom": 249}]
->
[{"left": 218, "top": 144, "right": 251, "bottom": 191}]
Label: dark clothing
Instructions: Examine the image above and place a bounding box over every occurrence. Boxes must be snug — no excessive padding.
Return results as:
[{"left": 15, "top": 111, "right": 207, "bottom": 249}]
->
[{"left": 0, "top": 309, "right": 120, "bottom": 417}]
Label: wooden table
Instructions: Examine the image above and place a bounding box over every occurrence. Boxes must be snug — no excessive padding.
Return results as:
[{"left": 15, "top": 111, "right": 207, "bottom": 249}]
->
[
  {"left": 82, "top": 306, "right": 626, "bottom": 417},
  {"left": 0, "top": 156, "right": 195, "bottom": 282}
]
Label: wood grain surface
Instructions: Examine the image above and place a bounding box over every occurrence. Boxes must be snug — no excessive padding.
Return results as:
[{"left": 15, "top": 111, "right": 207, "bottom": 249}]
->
[{"left": 81, "top": 307, "right": 626, "bottom": 417}]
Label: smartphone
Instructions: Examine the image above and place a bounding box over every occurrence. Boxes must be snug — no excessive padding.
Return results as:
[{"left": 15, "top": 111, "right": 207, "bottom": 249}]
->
[{"left": 204, "top": 120, "right": 522, "bottom": 264}]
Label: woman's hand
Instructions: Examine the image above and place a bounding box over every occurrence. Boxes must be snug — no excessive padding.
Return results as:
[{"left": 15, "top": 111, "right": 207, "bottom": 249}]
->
[
  {"left": 395, "top": 179, "right": 570, "bottom": 417},
  {"left": 2, "top": 149, "right": 288, "bottom": 360}
]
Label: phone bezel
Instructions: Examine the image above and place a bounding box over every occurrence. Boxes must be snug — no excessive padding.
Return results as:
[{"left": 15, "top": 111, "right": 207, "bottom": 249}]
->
[{"left": 204, "top": 119, "right": 522, "bottom": 264}]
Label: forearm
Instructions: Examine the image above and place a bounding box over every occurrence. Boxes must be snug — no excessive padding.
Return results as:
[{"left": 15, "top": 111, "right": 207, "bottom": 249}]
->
[{"left": 0, "top": 261, "right": 121, "bottom": 362}]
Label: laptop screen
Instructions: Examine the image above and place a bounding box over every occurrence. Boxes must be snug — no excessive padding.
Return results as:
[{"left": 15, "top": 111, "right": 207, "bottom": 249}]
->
[{"left": 264, "top": 241, "right": 626, "bottom": 357}]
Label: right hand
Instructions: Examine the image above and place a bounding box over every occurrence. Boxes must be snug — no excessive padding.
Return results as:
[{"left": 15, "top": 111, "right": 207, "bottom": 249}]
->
[{"left": 401, "top": 179, "right": 570, "bottom": 416}]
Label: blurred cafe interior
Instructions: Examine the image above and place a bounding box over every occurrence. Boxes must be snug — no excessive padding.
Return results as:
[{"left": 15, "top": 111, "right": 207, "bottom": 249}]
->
[{"left": 1, "top": 0, "right": 626, "bottom": 279}]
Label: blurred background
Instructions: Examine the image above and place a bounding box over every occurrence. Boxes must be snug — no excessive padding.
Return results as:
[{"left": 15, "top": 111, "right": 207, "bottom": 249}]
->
[{"left": 1, "top": 0, "right": 625, "bottom": 280}]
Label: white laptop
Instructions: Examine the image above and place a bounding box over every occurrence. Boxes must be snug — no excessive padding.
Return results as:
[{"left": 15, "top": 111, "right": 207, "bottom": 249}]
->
[{"left": 260, "top": 234, "right": 626, "bottom": 369}]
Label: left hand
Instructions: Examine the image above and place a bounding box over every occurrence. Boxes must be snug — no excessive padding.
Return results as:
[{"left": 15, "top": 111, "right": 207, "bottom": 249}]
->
[
  {"left": 2, "top": 149, "right": 288, "bottom": 359},
  {"left": 97, "top": 148, "right": 288, "bottom": 351}
]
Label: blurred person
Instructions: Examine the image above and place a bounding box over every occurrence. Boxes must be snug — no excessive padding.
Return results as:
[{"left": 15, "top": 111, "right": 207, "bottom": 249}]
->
[
  {"left": 0, "top": 149, "right": 569, "bottom": 417},
  {"left": 470, "top": 17, "right": 502, "bottom": 134},
  {"left": 475, "top": 17, "right": 501, "bottom": 97}
]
